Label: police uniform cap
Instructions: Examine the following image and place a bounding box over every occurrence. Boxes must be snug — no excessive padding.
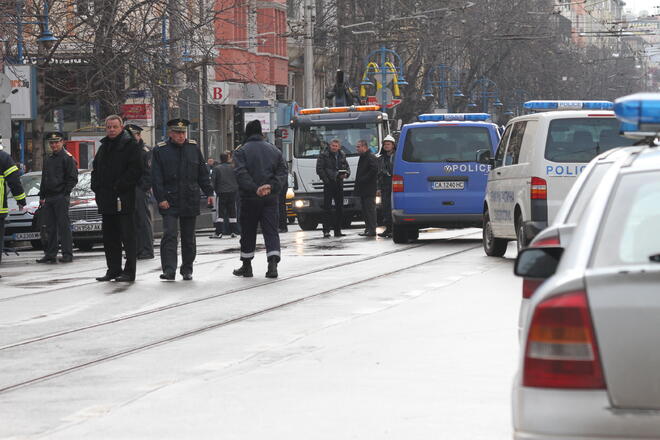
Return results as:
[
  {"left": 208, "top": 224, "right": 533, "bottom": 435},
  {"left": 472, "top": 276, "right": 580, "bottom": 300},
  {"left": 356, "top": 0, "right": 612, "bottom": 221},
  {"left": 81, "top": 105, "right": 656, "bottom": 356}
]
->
[
  {"left": 126, "top": 124, "right": 144, "bottom": 133},
  {"left": 167, "top": 118, "right": 191, "bottom": 132},
  {"left": 46, "top": 131, "right": 65, "bottom": 142}
]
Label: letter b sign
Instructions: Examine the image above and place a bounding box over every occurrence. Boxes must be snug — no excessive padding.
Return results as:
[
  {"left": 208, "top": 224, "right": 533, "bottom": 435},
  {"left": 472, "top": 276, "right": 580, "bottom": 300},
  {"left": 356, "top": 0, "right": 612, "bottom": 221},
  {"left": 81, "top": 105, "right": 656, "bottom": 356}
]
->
[{"left": 213, "top": 87, "right": 223, "bottom": 100}]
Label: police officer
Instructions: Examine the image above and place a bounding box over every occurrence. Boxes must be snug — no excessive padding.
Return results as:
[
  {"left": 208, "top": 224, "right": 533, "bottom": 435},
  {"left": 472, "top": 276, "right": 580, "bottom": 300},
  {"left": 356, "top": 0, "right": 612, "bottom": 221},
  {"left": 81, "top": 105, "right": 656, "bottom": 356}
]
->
[
  {"left": 36, "top": 132, "right": 78, "bottom": 263},
  {"left": 151, "top": 119, "right": 214, "bottom": 281},
  {"left": 0, "top": 143, "right": 27, "bottom": 278},
  {"left": 316, "top": 138, "right": 350, "bottom": 238},
  {"left": 126, "top": 124, "right": 154, "bottom": 260},
  {"left": 232, "top": 120, "right": 287, "bottom": 279},
  {"left": 355, "top": 139, "right": 379, "bottom": 237},
  {"left": 377, "top": 135, "right": 396, "bottom": 238}
]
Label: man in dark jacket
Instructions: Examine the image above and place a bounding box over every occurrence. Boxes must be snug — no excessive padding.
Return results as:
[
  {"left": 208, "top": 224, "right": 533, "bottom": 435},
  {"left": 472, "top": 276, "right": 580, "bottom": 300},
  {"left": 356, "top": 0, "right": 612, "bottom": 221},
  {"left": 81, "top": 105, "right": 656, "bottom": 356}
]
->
[
  {"left": 0, "top": 146, "right": 26, "bottom": 279},
  {"left": 232, "top": 119, "right": 288, "bottom": 279},
  {"left": 355, "top": 139, "right": 378, "bottom": 237},
  {"left": 126, "top": 124, "right": 154, "bottom": 260},
  {"left": 210, "top": 152, "right": 239, "bottom": 238},
  {"left": 92, "top": 115, "right": 143, "bottom": 282},
  {"left": 377, "top": 135, "right": 396, "bottom": 237},
  {"left": 36, "top": 132, "right": 78, "bottom": 264},
  {"left": 151, "top": 118, "right": 214, "bottom": 281},
  {"left": 315, "top": 139, "right": 350, "bottom": 238}
]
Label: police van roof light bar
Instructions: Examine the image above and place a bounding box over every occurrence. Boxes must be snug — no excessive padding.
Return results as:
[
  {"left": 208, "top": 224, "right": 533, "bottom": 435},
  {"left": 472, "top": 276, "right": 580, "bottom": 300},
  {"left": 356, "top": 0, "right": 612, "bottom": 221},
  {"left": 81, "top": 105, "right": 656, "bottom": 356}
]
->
[
  {"left": 524, "top": 100, "right": 613, "bottom": 112},
  {"left": 615, "top": 93, "right": 660, "bottom": 142},
  {"left": 418, "top": 113, "right": 491, "bottom": 122}
]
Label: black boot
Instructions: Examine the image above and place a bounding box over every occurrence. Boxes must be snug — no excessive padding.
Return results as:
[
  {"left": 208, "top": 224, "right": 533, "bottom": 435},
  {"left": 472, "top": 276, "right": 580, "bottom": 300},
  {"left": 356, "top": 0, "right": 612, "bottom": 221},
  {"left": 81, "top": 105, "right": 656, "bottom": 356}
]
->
[
  {"left": 265, "top": 256, "right": 279, "bottom": 279},
  {"left": 233, "top": 260, "right": 253, "bottom": 277}
]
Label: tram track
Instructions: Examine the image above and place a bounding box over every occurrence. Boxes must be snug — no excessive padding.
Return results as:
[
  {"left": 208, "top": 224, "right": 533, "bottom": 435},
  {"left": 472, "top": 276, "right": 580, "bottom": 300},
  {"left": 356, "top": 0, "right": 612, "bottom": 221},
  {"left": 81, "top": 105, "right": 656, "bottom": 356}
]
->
[{"left": 0, "top": 238, "right": 481, "bottom": 395}]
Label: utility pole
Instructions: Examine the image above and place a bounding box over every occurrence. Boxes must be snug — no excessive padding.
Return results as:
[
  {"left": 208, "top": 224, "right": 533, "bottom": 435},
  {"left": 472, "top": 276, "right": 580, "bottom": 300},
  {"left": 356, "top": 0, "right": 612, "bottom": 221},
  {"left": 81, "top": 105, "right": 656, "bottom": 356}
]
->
[{"left": 304, "top": 0, "right": 314, "bottom": 108}]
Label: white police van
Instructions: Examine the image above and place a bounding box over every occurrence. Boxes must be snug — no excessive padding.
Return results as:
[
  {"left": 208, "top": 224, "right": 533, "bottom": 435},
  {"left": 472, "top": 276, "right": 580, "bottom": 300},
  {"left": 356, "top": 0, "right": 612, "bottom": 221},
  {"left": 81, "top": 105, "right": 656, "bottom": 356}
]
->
[{"left": 482, "top": 100, "right": 631, "bottom": 256}]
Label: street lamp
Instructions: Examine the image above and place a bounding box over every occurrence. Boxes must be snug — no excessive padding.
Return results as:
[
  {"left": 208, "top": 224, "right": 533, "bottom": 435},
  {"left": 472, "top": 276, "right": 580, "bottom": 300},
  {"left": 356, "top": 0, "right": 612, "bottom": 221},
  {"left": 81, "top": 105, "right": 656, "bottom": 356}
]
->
[
  {"left": 359, "top": 47, "right": 408, "bottom": 110},
  {"left": 423, "top": 64, "right": 464, "bottom": 112},
  {"left": 468, "top": 77, "right": 501, "bottom": 113}
]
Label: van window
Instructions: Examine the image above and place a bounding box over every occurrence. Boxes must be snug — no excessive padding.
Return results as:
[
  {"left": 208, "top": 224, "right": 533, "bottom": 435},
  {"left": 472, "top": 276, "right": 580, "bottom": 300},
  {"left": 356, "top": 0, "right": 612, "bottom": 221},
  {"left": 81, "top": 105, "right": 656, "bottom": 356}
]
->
[
  {"left": 545, "top": 118, "right": 630, "bottom": 163},
  {"left": 504, "top": 121, "right": 527, "bottom": 165},
  {"left": 402, "top": 126, "right": 493, "bottom": 163},
  {"left": 294, "top": 123, "right": 379, "bottom": 158},
  {"left": 494, "top": 124, "right": 512, "bottom": 168}
]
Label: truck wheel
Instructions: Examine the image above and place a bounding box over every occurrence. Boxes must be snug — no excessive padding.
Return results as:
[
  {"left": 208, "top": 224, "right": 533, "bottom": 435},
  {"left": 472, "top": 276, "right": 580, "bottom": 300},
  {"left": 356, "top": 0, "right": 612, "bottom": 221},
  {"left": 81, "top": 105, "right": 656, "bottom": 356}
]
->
[
  {"left": 483, "top": 209, "right": 508, "bottom": 257},
  {"left": 76, "top": 241, "right": 94, "bottom": 251},
  {"left": 288, "top": 216, "right": 296, "bottom": 225},
  {"left": 30, "top": 240, "right": 43, "bottom": 250},
  {"left": 408, "top": 228, "right": 419, "bottom": 241},
  {"left": 341, "top": 217, "right": 352, "bottom": 229},
  {"left": 297, "top": 214, "right": 319, "bottom": 231},
  {"left": 392, "top": 225, "right": 409, "bottom": 244}
]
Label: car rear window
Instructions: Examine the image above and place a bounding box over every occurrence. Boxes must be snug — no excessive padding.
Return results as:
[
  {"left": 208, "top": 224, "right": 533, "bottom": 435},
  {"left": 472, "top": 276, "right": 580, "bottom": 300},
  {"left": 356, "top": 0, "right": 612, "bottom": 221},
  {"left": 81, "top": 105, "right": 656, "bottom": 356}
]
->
[
  {"left": 402, "top": 126, "right": 492, "bottom": 163},
  {"left": 592, "top": 171, "right": 660, "bottom": 268},
  {"left": 565, "top": 162, "right": 612, "bottom": 223},
  {"left": 545, "top": 118, "right": 630, "bottom": 163}
]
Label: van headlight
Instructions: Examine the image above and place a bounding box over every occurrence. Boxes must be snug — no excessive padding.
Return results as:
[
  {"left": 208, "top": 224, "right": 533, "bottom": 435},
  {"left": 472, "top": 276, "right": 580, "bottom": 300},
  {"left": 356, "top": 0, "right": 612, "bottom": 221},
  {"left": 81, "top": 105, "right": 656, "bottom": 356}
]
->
[{"left": 294, "top": 199, "right": 310, "bottom": 208}]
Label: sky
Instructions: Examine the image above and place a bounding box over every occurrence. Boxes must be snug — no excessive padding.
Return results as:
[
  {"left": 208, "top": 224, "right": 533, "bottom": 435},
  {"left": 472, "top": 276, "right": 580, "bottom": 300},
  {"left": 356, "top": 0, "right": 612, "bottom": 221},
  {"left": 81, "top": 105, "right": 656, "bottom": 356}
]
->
[{"left": 624, "top": 0, "right": 658, "bottom": 14}]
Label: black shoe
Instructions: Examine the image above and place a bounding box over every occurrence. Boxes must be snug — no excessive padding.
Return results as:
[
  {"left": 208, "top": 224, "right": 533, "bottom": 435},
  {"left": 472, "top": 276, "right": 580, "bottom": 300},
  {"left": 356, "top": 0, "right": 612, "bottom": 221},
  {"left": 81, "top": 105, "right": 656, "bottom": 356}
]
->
[
  {"left": 58, "top": 256, "right": 73, "bottom": 263},
  {"left": 279, "top": 227, "right": 288, "bottom": 233},
  {"left": 359, "top": 232, "right": 377, "bottom": 237},
  {"left": 137, "top": 254, "right": 154, "bottom": 260},
  {"left": 209, "top": 233, "right": 222, "bottom": 239},
  {"left": 115, "top": 274, "right": 135, "bottom": 282},
  {"left": 323, "top": 231, "right": 331, "bottom": 238},
  {"left": 233, "top": 262, "right": 253, "bottom": 277},
  {"left": 36, "top": 256, "right": 57, "bottom": 264},
  {"left": 266, "top": 258, "right": 278, "bottom": 279},
  {"left": 159, "top": 273, "right": 175, "bottom": 281},
  {"left": 182, "top": 273, "right": 193, "bottom": 281},
  {"left": 334, "top": 232, "right": 346, "bottom": 237},
  {"left": 96, "top": 272, "right": 121, "bottom": 282}
]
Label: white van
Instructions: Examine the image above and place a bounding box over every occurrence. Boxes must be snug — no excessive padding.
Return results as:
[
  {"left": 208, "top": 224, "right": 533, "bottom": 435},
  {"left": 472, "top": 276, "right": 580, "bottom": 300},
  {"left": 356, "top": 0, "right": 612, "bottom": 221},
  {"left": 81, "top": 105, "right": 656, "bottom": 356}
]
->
[{"left": 482, "top": 100, "right": 631, "bottom": 256}]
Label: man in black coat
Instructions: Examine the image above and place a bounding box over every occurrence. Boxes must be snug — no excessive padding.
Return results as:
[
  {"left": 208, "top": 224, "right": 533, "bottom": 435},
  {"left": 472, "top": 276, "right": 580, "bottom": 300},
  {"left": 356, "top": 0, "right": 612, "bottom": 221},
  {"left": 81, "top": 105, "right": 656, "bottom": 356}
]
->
[
  {"left": 377, "top": 135, "right": 396, "bottom": 237},
  {"left": 36, "top": 132, "right": 78, "bottom": 264},
  {"left": 210, "top": 152, "right": 239, "bottom": 238},
  {"left": 92, "top": 115, "right": 143, "bottom": 282},
  {"left": 232, "top": 120, "right": 288, "bottom": 279},
  {"left": 126, "top": 124, "right": 154, "bottom": 260},
  {"left": 355, "top": 139, "right": 378, "bottom": 237},
  {"left": 151, "top": 118, "right": 214, "bottom": 281},
  {"left": 315, "top": 139, "right": 350, "bottom": 238}
]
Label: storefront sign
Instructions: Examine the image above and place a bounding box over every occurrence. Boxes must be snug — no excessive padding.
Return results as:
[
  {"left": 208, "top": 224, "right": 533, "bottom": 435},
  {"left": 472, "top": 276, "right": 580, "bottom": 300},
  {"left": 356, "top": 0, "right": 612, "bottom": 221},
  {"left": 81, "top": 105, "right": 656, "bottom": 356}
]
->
[
  {"left": 207, "top": 81, "right": 245, "bottom": 106},
  {"left": 237, "top": 100, "right": 269, "bottom": 108},
  {"left": 4, "top": 65, "right": 36, "bottom": 120},
  {"left": 244, "top": 112, "right": 271, "bottom": 132},
  {"left": 121, "top": 103, "right": 154, "bottom": 126}
]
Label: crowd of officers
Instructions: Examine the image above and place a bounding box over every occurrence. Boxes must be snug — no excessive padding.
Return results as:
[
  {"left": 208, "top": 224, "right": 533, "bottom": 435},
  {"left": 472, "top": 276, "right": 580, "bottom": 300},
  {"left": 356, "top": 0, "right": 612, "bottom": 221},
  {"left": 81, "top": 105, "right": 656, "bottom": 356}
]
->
[{"left": 0, "top": 117, "right": 397, "bottom": 281}]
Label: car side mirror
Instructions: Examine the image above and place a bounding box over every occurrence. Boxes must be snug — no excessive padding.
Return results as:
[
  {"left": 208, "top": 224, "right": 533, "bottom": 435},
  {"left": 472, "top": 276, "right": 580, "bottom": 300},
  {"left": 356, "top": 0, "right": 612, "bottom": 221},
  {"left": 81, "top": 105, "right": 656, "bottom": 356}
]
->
[
  {"left": 514, "top": 247, "right": 564, "bottom": 279},
  {"left": 476, "top": 149, "right": 491, "bottom": 164}
]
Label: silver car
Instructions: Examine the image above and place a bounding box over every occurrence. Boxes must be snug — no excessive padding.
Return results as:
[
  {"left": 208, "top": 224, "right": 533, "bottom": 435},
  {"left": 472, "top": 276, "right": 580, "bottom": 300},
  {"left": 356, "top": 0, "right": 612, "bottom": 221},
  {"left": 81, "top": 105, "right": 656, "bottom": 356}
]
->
[
  {"left": 5, "top": 172, "right": 43, "bottom": 248},
  {"left": 512, "top": 146, "right": 660, "bottom": 439}
]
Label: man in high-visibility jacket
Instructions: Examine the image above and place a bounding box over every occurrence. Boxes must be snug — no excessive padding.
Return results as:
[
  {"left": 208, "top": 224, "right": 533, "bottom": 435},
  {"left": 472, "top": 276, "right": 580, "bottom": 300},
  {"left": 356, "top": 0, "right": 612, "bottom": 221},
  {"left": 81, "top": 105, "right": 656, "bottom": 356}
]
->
[{"left": 0, "top": 147, "right": 27, "bottom": 278}]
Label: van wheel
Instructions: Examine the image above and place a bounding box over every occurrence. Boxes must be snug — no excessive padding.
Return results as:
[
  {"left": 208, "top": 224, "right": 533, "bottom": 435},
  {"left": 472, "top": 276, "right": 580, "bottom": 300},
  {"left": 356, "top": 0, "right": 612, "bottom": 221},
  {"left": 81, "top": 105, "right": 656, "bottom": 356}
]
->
[
  {"left": 392, "top": 225, "right": 409, "bottom": 244},
  {"left": 409, "top": 228, "right": 419, "bottom": 241},
  {"left": 515, "top": 215, "right": 527, "bottom": 253},
  {"left": 30, "top": 240, "right": 43, "bottom": 250},
  {"left": 483, "top": 209, "right": 508, "bottom": 257},
  {"left": 297, "top": 214, "right": 318, "bottom": 231},
  {"left": 76, "top": 241, "right": 94, "bottom": 252}
]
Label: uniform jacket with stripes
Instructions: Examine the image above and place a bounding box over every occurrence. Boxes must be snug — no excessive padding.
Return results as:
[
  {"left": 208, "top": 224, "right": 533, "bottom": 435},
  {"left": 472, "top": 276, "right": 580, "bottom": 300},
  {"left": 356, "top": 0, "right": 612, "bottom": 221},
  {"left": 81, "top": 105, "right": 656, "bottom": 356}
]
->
[{"left": 0, "top": 150, "right": 26, "bottom": 216}]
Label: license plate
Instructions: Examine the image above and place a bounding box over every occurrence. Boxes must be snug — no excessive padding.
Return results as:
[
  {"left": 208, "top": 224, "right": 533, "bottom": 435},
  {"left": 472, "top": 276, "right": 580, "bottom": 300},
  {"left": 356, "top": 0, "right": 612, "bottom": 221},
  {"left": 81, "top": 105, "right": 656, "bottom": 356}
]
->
[
  {"left": 331, "top": 198, "right": 350, "bottom": 206},
  {"left": 433, "top": 181, "right": 465, "bottom": 190},
  {"left": 14, "top": 231, "right": 41, "bottom": 240},
  {"left": 72, "top": 223, "right": 103, "bottom": 232}
]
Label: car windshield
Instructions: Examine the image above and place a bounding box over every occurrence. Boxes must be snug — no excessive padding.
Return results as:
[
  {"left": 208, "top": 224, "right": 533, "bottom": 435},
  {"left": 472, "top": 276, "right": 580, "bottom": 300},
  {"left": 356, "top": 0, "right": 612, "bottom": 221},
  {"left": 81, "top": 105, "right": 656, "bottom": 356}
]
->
[
  {"left": 19, "top": 174, "right": 41, "bottom": 197},
  {"left": 592, "top": 170, "right": 660, "bottom": 267},
  {"left": 565, "top": 162, "right": 612, "bottom": 223},
  {"left": 545, "top": 118, "right": 630, "bottom": 163},
  {"left": 70, "top": 172, "right": 93, "bottom": 198},
  {"left": 294, "top": 123, "right": 379, "bottom": 158},
  {"left": 402, "top": 126, "right": 492, "bottom": 163}
]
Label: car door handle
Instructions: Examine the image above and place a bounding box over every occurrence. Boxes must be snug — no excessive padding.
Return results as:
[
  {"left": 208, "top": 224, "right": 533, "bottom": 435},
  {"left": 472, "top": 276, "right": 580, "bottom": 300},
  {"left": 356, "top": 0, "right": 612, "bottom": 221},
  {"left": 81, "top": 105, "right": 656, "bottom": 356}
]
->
[{"left": 496, "top": 171, "right": 501, "bottom": 175}]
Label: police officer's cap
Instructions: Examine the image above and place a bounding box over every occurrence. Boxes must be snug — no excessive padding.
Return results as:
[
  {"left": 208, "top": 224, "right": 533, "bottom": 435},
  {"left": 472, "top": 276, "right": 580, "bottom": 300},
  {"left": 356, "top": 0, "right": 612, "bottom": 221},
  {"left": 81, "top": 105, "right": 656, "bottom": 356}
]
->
[
  {"left": 126, "top": 124, "right": 143, "bottom": 134},
  {"left": 167, "top": 118, "right": 191, "bottom": 132},
  {"left": 46, "top": 132, "right": 65, "bottom": 142}
]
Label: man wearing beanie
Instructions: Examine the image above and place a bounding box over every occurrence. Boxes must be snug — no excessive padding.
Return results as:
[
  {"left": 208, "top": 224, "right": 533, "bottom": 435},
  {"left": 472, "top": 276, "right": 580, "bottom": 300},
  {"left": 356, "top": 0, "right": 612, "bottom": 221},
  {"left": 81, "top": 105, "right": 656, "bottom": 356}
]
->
[{"left": 232, "top": 119, "right": 288, "bottom": 278}]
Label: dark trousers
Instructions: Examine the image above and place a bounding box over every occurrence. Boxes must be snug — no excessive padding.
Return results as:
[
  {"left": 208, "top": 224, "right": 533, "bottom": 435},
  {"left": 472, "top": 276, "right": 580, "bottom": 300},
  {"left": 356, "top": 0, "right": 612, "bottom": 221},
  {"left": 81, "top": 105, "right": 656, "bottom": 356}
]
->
[
  {"left": 42, "top": 194, "right": 73, "bottom": 258},
  {"left": 322, "top": 182, "right": 343, "bottom": 234},
  {"left": 102, "top": 214, "right": 136, "bottom": 277},
  {"left": 134, "top": 189, "right": 154, "bottom": 258},
  {"left": 380, "top": 189, "right": 392, "bottom": 228},
  {"left": 361, "top": 196, "right": 377, "bottom": 234},
  {"left": 278, "top": 187, "right": 287, "bottom": 229},
  {"left": 0, "top": 214, "right": 5, "bottom": 265},
  {"left": 161, "top": 215, "right": 196, "bottom": 276},
  {"left": 239, "top": 195, "right": 280, "bottom": 262},
  {"left": 214, "top": 192, "right": 239, "bottom": 235}
]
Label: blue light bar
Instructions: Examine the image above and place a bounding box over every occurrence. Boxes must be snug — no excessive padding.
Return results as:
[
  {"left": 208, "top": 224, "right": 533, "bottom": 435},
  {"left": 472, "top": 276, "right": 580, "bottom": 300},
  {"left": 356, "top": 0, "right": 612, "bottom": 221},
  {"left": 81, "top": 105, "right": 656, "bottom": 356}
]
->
[
  {"left": 524, "top": 100, "right": 614, "bottom": 111},
  {"left": 614, "top": 93, "right": 660, "bottom": 131},
  {"left": 418, "top": 113, "right": 491, "bottom": 122}
]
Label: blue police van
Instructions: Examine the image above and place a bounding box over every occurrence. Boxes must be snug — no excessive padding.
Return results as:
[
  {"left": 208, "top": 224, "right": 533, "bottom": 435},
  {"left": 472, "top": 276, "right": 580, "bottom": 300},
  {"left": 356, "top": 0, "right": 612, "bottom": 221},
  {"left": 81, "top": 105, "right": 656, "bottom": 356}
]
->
[{"left": 391, "top": 113, "right": 501, "bottom": 243}]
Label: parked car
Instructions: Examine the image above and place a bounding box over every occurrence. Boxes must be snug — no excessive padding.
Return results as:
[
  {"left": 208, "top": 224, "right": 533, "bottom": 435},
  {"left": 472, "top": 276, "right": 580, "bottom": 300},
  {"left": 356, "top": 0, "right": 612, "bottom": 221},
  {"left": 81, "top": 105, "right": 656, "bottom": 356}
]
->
[{"left": 5, "top": 172, "right": 43, "bottom": 249}]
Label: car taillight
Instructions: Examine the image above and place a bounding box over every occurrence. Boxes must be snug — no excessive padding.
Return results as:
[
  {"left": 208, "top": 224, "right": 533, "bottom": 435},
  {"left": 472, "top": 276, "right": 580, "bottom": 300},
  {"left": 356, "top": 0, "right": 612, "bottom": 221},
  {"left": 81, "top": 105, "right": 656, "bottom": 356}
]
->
[
  {"left": 524, "top": 290, "right": 605, "bottom": 389},
  {"left": 392, "top": 174, "right": 404, "bottom": 192},
  {"left": 531, "top": 177, "right": 547, "bottom": 200},
  {"left": 522, "top": 278, "right": 544, "bottom": 299},
  {"left": 532, "top": 236, "right": 560, "bottom": 247}
]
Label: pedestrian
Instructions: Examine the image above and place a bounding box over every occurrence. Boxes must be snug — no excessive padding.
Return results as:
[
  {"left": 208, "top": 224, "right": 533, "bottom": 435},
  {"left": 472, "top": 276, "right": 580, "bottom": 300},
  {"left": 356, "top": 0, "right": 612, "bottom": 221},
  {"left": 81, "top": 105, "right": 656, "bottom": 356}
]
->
[
  {"left": 276, "top": 144, "right": 289, "bottom": 233},
  {"left": 151, "top": 119, "right": 214, "bottom": 281},
  {"left": 355, "top": 139, "right": 378, "bottom": 237},
  {"left": 126, "top": 124, "right": 154, "bottom": 260},
  {"left": 36, "top": 132, "right": 79, "bottom": 264},
  {"left": 377, "top": 135, "right": 396, "bottom": 238},
  {"left": 91, "top": 115, "right": 143, "bottom": 282},
  {"left": 232, "top": 120, "right": 288, "bottom": 279},
  {"left": 0, "top": 146, "right": 27, "bottom": 279},
  {"left": 316, "top": 138, "right": 350, "bottom": 238},
  {"left": 210, "top": 152, "right": 239, "bottom": 239}
]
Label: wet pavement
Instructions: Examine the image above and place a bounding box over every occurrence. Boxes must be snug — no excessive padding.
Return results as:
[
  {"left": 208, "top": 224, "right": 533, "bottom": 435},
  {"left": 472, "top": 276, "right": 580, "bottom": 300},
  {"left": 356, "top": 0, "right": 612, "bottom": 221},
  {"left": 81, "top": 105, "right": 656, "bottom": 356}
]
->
[{"left": 0, "top": 224, "right": 520, "bottom": 439}]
